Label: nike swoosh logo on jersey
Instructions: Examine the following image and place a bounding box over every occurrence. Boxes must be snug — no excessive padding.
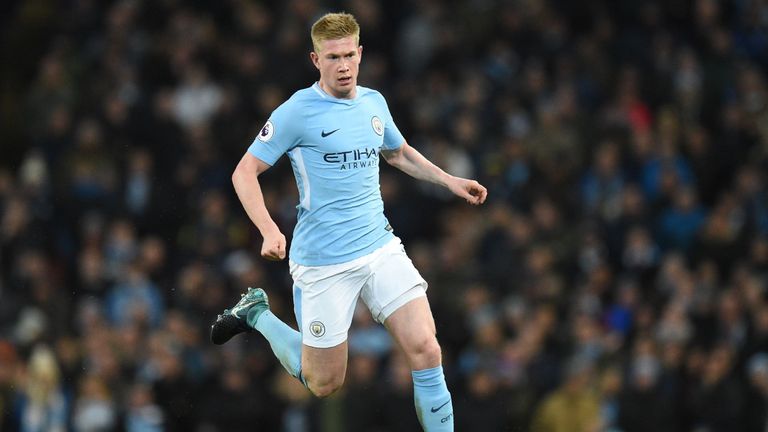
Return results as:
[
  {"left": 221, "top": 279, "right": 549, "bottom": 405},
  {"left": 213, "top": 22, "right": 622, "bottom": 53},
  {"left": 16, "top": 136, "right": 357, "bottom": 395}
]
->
[
  {"left": 321, "top": 129, "right": 340, "bottom": 137},
  {"left": 430, "top": 400, "right": 451, "bottom": 413}
]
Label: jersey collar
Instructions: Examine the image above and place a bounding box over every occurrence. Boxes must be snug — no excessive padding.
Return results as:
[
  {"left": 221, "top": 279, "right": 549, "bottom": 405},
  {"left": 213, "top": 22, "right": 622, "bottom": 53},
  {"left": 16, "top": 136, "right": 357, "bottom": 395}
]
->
[{"left": 312, "top": 82, "right": 359, "bottom": 104}]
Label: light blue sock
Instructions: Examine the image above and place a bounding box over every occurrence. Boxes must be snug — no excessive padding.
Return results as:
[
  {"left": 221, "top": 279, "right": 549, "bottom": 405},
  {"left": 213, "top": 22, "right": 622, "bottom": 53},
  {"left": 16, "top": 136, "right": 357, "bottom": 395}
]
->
[
  {"left": 412, "top": 365, "right": 454, "bottom": 431},
  {"left": 248, "top": 309, "right": 305, "bottom": 385}
]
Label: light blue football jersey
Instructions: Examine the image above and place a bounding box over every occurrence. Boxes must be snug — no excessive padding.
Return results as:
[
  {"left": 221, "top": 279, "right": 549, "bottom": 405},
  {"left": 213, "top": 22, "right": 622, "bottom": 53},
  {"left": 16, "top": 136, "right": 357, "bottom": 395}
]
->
[{"left": 247, "top": 83, "right": 405, "bottom": 266}]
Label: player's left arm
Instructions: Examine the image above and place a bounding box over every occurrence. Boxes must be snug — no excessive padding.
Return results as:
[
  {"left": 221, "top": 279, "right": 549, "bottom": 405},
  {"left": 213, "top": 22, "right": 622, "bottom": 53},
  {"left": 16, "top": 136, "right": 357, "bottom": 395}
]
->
[{"left": 381, "top": 141, "right": 487, "bottom": 205}]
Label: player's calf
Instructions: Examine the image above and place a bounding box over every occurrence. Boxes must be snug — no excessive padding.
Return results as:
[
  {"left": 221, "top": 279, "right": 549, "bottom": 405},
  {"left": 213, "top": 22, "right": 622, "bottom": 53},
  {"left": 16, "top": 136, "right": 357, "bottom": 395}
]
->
[{"left": 212, "top": 287, "right": 305, "bottom": 387}]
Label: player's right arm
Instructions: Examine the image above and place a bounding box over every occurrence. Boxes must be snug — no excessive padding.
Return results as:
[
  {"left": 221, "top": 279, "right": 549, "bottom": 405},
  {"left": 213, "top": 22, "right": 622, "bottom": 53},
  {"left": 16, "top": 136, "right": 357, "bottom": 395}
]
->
[
  {"left": 238, "top": 94, "right": 302, "bottom": 261},
  {"left": 232, "top": 152, "right": 286, "bottom": 261}
]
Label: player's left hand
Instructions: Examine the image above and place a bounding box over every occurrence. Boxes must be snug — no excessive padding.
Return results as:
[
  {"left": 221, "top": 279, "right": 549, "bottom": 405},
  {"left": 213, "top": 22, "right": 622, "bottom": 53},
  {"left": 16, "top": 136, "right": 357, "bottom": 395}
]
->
[{"left": 448, "top": 177, "right": 487, "bottom": 205}]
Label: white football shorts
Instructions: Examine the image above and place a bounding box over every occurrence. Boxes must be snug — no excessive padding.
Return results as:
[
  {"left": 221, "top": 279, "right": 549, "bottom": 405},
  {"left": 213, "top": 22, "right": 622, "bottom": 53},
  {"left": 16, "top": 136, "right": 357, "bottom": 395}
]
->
[{"left": 288, "top": 237, "right": 428, "bottom": 348}]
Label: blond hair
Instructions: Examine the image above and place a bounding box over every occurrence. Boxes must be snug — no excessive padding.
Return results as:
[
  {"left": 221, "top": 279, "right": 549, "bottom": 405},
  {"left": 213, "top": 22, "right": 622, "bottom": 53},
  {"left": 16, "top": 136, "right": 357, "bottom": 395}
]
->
[{"left": 311, "top": 12, "right": 360, "bottom": 52}]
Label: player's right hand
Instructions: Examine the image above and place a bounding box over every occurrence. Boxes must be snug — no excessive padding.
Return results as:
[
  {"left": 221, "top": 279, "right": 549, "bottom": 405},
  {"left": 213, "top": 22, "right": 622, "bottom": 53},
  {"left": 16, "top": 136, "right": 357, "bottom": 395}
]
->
[
  {"left": 448, "top": 177, "right": 488, "bottom": 206},
  {"left": 261, "top": 230, "right": 287, "bottom": 261}
]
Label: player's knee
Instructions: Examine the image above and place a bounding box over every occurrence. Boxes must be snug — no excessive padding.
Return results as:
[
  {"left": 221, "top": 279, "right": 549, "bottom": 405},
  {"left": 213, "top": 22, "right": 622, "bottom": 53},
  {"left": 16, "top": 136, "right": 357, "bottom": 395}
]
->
[
  {"left": 308, "top": 375, "right": 345, "bottom": 398},
  {"left": 408, "top": 336, "right": 442, "bottom": 368},
  {"left": 422, "top": 338, "right": 443, "bottom": 365}
]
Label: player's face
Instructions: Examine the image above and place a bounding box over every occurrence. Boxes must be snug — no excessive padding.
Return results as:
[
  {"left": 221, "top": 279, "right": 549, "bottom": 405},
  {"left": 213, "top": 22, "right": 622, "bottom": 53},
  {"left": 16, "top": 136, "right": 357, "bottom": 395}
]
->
[{"left": 310, "top": 36, "right": 362, "bottom": 99}]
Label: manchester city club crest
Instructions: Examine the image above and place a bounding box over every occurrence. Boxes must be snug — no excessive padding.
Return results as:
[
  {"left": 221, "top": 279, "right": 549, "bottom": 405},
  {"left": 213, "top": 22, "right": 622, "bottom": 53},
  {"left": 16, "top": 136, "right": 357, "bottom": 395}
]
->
[
  {"left": 371, "top": 116, "right": 383, "bottom": 136},
  {"left": 309, "top": 321, "right": 326, "bottom": 337}
]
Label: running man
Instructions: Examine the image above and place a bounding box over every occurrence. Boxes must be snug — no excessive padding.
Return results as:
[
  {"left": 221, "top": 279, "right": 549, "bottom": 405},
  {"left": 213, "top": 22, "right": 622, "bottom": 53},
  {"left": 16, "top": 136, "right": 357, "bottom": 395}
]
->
[{"left": 211, "top": 12, "right": 487, "bottom": 431}]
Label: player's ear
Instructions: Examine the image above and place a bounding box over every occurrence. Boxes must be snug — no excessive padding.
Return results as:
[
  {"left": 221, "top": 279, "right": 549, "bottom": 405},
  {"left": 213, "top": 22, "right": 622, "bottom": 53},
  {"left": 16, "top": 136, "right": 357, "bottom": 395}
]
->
[
  {"left": 310, "top": 51, "right": 320, "bottom": 70},
  {"left": 358, "top": 45, "right": 363, "bottom": 60}
]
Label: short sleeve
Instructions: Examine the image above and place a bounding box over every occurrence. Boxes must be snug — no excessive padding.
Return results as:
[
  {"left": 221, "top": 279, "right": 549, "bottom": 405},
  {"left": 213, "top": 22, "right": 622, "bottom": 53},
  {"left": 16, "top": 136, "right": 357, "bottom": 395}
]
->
[
  {"left": 379, "top": 95, "right": 405, "bottom": 151},
  {"left": 247, "top": 98, "right": 302, "bottom": 165}
]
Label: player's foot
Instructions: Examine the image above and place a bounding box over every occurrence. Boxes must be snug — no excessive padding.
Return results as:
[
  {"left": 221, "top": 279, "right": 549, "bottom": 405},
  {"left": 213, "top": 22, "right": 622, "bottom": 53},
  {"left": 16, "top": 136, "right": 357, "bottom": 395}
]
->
[{"left": 210, "top": 287, "right": 270, "bottom": 345}]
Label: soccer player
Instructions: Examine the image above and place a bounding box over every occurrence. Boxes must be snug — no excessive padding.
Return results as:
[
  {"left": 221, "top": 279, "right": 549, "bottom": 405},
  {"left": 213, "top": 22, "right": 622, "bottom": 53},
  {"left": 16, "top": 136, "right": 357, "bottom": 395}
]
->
[{"left": 211, "top": 12, "right": 487, "bottom": 431}]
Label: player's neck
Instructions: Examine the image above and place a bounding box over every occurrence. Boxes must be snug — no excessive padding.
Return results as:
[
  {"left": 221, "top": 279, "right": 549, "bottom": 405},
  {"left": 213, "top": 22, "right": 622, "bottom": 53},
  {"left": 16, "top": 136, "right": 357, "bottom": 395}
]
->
[{"left": 317, "top": 80, "right": 357, "bottom": 100}]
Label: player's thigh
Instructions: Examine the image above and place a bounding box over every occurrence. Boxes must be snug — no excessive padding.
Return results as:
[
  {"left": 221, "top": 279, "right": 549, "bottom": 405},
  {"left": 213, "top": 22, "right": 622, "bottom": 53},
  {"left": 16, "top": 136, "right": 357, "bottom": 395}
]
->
[
  {"left": 384, "top": 296, "right": 441, "bottom": 369},
  {"left": 384, "top": 295, "right": 437, "bottom": 347},
  {"left": 301, "top": 340, "right": 349, "bottom": 386}
]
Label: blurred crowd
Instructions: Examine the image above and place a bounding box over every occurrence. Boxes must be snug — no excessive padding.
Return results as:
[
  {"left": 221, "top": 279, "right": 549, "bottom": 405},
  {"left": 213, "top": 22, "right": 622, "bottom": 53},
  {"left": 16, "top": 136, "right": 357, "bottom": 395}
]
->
[{"left": 1, "top": 0, "right": 768, "bottom": 431}]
